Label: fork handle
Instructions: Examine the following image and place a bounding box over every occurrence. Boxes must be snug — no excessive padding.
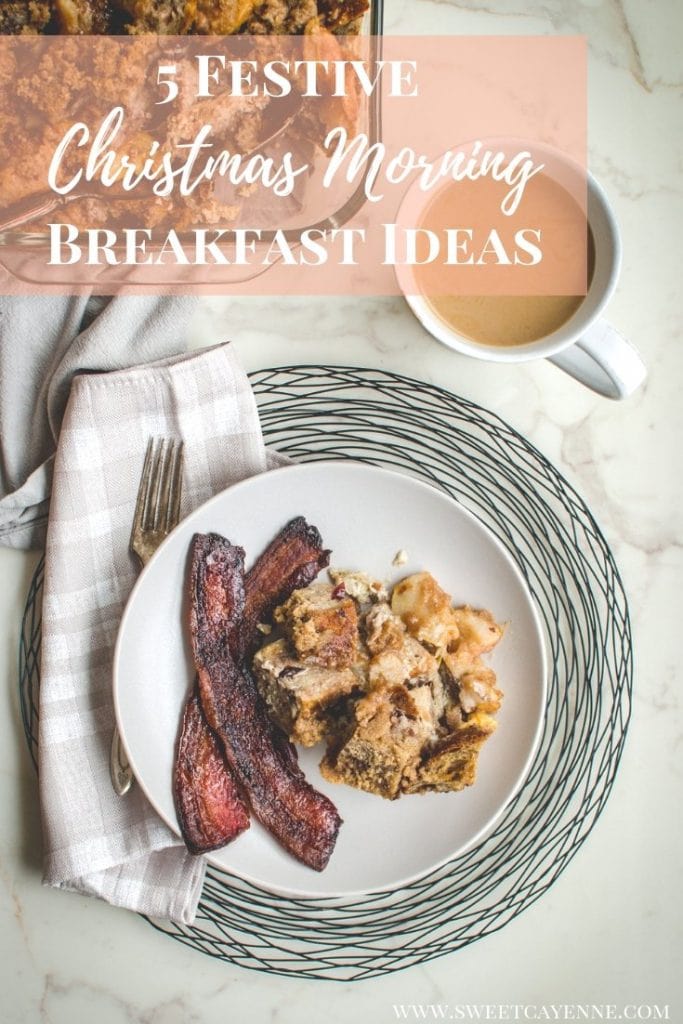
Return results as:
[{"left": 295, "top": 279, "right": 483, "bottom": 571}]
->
[
  {"left": 110, "top": 728, "right": 134, "bottom": 796},
  {"left": 110, "top": 532, "right": 163, "bottom": 795}
]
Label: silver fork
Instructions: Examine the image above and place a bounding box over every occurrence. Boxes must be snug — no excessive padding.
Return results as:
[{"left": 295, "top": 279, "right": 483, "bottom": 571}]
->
[{"left": 110, "top": 437, "right": 184, "bottom": 796}]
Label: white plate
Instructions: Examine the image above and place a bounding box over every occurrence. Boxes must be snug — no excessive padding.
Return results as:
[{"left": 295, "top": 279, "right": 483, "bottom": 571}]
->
[{"left": 114, "top": 462, "right": 546, "bottom": 898}]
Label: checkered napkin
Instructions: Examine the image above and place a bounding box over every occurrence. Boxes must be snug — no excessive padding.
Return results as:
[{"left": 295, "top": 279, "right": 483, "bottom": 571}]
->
[
  {"left": 0, "top": 296, "right": 199, "bottom": 550},
  {"left": 39, "top": 342, "right": 269, "bottom": 923}
]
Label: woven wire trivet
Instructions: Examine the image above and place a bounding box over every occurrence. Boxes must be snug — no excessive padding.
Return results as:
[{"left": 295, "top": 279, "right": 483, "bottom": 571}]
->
[{"left": 19, "top": 365, "right": 632, "bottom": 981}]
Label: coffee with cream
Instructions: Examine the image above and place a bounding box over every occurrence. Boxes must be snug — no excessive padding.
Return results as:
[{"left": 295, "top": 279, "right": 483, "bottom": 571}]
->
[
  {"left": 424, "top": 290, "right": 588, "bottom": 348},
  {"left": 414, "top": 173, "right": 593, "bottom": 347}
]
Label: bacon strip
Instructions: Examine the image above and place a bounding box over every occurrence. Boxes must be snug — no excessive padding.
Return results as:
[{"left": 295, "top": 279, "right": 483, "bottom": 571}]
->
[
  {"left": 173, "top": 534, "right": 251, "bottom": 855},
  {"left": 173, "top": 689, "right": 250, "bottom": 855},
  {"left": 190, "top": 531, "right": 342, "bottom": 871},
  {"left": 174, "top": 519, "right": 333, "bottom": 861},
  {"left": 240, "top": 516, "right": 331, "bottom": 659},
  {"left": 196, "top": 657, "right": 342, "bottom": 870},
  {"left": 189, "top": 532, "right": 246, "bottom": 660}
]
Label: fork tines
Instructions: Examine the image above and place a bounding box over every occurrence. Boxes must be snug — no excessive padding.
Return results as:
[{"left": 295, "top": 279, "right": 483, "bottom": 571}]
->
[{"left": 131, "top": 437, "right": 184, "bottom": 550}]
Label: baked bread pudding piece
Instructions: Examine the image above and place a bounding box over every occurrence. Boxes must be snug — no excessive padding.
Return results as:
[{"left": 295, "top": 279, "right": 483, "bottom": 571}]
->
[
  {"left": 252, "top": 569, "right": 506, "bottom": 800},
  {"left": 320, "top": 598, "right": 443, "bottom": 798},
  {"left": 390, "top": 570, "right": 462, "bottom": 657},
  {"left": 0, "top": 0, "right": 369, "bottom": 33},
  {"left": 119, "top": 0, "right": 261, "bottom": 34},
  {"left": 401, "top": 710, "right": 498, "bottom": 795},
  {"left": 274, "top": 581, "right": 359, "bottom": 669},
  {"left": 115, "top": 0, "right": 196, "bottom": 32},
  {"left": 52, "top": 0, "right": 110, "bottom": 32},
  {"left": 320, "top": 683, "right": 435, "bottom": 800},
  {"left": 252, "top": 635, "right": 360, "bottom": 746},
  {"left": 367, "top": 633, "right": 439, "bottom": 691},
  {"left": 0, "top": 1, "right": 51, "bottom": 32}
]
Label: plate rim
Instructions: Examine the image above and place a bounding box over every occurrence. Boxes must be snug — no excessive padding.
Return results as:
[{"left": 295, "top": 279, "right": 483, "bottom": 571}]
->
[{"left": 113, "top": 459, "right": 548, "bottom": 899}]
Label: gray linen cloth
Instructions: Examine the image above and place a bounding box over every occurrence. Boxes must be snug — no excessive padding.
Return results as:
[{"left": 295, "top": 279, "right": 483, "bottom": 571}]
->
[
  {"left": 39, "top": 340, "right": 269, "bottom": 922},
  {"left": 0, "top": 296, "right": 198, "bottom": 550}
]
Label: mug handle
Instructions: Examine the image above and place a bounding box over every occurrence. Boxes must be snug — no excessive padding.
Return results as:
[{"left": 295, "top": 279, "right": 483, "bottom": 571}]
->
[{"left": 548, "top": 319, "right": 647, "bottom": 400}]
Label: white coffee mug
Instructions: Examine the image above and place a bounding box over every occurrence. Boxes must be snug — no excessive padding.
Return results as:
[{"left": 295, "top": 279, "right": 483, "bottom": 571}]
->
[{"left": 395, "top": 143, "right": 646, "bottom": 400}]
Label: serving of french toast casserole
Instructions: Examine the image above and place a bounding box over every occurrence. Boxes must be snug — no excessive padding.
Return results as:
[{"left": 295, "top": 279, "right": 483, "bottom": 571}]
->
[{"left": 253, "top": 569, "right": 505, "bottom": 800}]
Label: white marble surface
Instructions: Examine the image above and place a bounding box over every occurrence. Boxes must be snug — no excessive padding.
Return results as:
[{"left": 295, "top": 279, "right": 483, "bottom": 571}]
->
[{"left": 1, "top": 0, "right": 681, "bottom": 1020}]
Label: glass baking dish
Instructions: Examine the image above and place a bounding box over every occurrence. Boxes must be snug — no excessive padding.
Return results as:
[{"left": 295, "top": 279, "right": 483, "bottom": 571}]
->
[{"left": 0, "top": 0, "right": 385, "bottom": 290}]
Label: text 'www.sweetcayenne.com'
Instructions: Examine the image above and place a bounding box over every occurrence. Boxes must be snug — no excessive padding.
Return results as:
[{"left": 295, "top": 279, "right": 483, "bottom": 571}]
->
[{"left": 390, "top": 1006, "right": 671, "bottom": 1022}]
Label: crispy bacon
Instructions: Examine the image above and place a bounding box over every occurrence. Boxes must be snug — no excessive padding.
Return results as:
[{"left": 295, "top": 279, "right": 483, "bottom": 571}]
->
[
  {"left": 196, "top": 656, "right": 341, "bottom": 870},
  {"left": 174, "top": 519, "right": 336, "bottom": 864},
  {"left": 173, "top": 689, "right": 250, "bottom": 855},
  {"left": 173, "top": 534, "right": 251, "bottom": 855},
  {"left": 190, "top": 530, "right": 341, "bottom": 871},
  {"left": 240, "top": 516, "right": 331, "bottom": 659},
  {"left": 189, "top": 532, "right": 247, "bottom": 659}
]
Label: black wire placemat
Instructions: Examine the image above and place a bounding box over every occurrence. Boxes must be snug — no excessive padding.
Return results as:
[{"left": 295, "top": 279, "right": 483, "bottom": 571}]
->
[{"left": 19, "top": 365, "right": 632, "bottom": 981}]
